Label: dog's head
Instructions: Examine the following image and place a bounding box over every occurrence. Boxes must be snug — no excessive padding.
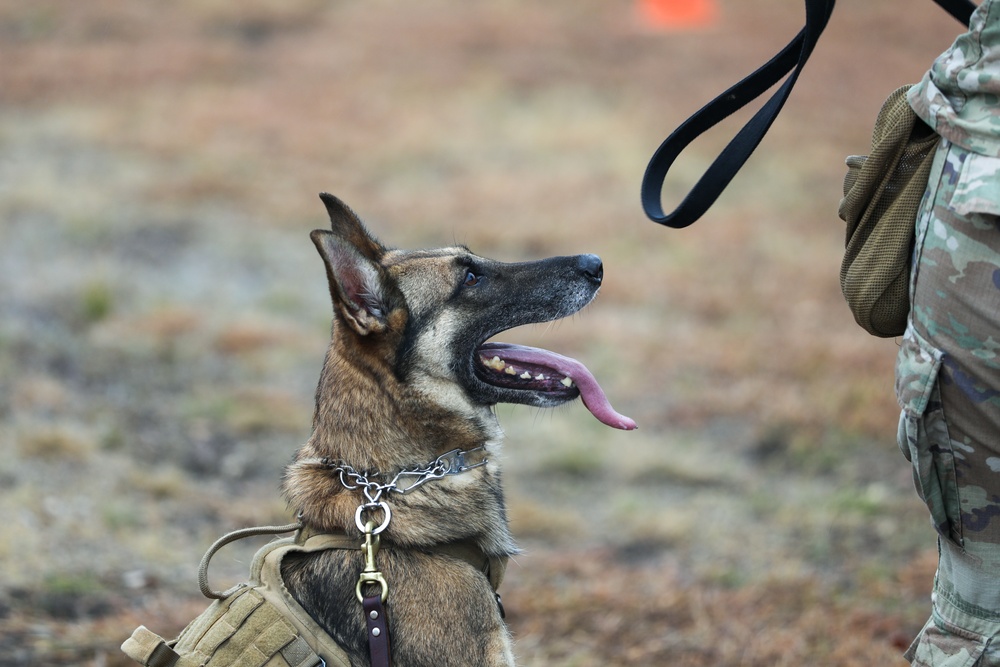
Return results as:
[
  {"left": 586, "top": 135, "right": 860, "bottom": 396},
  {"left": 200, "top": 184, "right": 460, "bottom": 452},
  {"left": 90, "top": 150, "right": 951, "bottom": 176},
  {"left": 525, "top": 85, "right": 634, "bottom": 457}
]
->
[{"left": 311, "top": 193, "right": 635, "bottom": 431}]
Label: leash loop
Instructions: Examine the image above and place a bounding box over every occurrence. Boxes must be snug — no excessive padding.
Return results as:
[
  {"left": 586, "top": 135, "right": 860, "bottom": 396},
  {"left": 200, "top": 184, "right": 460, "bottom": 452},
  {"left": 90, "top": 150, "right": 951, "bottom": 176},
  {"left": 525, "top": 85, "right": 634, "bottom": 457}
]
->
[
  {"left": 640, "top": 0, "right": 975, "bottom": 228},
  {"left": 641, "top": 0, "right": 835, "bottom": 228}
]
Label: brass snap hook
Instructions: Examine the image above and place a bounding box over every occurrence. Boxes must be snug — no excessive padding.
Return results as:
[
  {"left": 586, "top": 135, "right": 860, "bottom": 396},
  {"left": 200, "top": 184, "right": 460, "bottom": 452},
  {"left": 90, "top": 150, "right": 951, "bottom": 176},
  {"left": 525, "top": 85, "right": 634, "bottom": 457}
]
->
[{"left": 355, "top": 520, "right": 389, "bottom": 603}]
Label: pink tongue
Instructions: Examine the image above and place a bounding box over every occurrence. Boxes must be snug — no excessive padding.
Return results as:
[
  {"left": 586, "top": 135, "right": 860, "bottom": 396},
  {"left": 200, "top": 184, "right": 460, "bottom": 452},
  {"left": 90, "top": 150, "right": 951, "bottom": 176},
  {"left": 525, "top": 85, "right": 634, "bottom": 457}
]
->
[{"left": 481, "top": 343, "right": 637, "bottom": 431}]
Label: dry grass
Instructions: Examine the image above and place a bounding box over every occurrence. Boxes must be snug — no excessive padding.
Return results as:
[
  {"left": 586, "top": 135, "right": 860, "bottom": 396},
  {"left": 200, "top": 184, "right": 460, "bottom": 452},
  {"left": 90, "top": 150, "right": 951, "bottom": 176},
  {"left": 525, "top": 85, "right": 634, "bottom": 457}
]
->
[
  {"left": 0, "top": 0, "right": 966, "bottom": 664},
  {"left": 504, "top": 546, "right": 937, "bottom": 667}
]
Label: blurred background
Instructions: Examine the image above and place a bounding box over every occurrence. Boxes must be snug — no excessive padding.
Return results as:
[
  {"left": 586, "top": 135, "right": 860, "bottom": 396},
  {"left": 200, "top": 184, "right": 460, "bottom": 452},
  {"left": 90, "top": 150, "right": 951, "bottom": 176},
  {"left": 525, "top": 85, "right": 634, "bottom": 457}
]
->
[{"left": 0, "top": 1, "right": 968, "bottom": 664}]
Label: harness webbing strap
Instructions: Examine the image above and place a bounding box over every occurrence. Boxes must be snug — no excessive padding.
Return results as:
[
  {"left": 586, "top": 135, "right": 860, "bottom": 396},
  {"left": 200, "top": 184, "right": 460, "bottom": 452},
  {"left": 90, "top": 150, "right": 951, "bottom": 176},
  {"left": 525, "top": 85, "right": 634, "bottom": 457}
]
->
[
  {"left": 121, "top": 626, "right": 181, "bottom": 667},
  {"left": 123, "top": 525, "right": 510, "bottom": 667},
  {"left": 253, "top": 534, "right": 358, "bottom": 667},
  {"left": 294, "top": 523, "right": 508, "bottom": 592},
  {"left": 432, "top": 540, "right": 507, "bottom": 592}
]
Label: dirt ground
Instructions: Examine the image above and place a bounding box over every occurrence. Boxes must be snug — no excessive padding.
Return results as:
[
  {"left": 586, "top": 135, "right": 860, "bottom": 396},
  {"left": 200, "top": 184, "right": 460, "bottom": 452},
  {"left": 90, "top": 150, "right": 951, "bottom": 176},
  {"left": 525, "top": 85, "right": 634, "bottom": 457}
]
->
[{"left": 0, "top": 1, "right": 971, "bottom": 664}]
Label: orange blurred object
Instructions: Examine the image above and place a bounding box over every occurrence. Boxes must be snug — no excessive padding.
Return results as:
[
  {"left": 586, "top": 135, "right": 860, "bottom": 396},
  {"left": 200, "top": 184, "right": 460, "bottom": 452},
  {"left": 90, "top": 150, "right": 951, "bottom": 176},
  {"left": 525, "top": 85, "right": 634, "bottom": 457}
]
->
[{"left": 636, "top": 0, "right": 720, "bottom": 30}]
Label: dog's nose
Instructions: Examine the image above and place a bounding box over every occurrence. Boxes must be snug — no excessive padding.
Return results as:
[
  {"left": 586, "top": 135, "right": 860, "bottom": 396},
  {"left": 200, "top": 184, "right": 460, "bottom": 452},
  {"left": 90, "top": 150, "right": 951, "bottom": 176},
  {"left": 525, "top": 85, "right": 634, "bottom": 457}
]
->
[{"left": 578, "top": 254, "right": 603, "bottom": 285}]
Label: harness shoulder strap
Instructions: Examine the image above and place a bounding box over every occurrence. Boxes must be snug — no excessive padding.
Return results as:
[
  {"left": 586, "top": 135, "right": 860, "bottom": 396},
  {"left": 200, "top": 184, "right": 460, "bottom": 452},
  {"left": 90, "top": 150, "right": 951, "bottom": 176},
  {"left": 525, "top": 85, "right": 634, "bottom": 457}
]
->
[
  {"left": 252, "top": 533, "right": 359, "bottom": 667},
  {"left": 431, "top": 541, "right": 508, "bottom": 592},
  {"left": 295, "top": 522, "right": 509, "bottom": 592}
]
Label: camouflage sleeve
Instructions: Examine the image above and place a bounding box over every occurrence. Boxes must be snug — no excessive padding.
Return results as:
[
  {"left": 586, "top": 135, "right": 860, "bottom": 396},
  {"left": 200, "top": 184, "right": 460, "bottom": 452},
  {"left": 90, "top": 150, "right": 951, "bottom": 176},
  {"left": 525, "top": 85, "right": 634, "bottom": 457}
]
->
[{"left": 908, "top": 0, "right": 1000, "bottom": 157}]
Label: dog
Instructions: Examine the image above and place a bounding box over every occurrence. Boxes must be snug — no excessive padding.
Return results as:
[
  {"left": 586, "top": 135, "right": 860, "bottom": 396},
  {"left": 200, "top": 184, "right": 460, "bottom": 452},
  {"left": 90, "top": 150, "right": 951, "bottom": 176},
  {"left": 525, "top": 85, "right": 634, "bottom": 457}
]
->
[{"left": 278, "top": 194, "right": 636, "bottom": 666}]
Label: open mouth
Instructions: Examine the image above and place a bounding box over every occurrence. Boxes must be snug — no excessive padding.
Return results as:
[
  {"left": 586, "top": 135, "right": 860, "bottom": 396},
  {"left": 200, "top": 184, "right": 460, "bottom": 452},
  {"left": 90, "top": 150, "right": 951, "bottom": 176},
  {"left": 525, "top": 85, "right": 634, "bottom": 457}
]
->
[{"left": 474, "top": 342, "right": 637, "bottom": 431}]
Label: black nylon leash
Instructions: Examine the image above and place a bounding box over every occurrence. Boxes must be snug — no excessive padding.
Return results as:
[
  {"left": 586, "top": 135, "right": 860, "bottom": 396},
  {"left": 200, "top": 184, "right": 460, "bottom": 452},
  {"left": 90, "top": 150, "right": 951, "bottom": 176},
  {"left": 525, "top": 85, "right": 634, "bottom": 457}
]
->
[{"left": 640, "top": 0, "right": 977, "bottom": 229}]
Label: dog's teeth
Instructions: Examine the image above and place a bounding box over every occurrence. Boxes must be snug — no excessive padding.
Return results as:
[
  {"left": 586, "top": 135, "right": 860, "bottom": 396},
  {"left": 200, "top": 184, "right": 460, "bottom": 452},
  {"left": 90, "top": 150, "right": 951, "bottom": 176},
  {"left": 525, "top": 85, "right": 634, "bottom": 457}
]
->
[
  {"left": 561, "top": 377, "right": 574, "bottom": 387},
  {"left": 520, "top": 371, "right": 532, "bottom": 379},
  {"left": 483, "top": 355, "right": 506, "bottom": 371},
  {"left": 535, "top": 374, "right": 546, "bottom": 381},
  {"left": 505, "top": 366, "right": 517, "bottom": 375}
]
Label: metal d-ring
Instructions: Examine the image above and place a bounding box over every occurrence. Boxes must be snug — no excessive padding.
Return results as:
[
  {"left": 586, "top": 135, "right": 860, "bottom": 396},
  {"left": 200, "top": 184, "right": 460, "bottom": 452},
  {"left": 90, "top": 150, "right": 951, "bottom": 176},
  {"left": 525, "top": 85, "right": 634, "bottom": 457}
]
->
[{"left": 355, "top": 501, "right": 391, "bottom": 535}]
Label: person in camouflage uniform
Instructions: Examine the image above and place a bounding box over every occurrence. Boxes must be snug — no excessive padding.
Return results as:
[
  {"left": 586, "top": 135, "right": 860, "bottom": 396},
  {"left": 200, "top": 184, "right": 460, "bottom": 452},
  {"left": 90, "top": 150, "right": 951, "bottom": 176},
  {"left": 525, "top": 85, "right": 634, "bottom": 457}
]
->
[{"left": 897, "top": 1, "right": 1000, "bottom": 664}]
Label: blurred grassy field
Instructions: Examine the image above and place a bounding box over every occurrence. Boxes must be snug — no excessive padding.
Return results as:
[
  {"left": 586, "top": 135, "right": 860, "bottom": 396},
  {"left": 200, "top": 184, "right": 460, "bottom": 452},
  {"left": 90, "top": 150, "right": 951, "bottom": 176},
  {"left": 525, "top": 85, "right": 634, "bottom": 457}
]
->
[{"left": 0, "top": 1, "right": 969, "bottom": 664}]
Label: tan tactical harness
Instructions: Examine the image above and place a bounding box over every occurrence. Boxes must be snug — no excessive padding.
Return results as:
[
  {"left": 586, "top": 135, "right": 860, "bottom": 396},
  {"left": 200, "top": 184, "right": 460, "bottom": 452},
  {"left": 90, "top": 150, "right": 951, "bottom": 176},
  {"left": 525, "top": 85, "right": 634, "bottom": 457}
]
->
[{"left": 121, "top": 525, "right": 507, "bottom": 667}]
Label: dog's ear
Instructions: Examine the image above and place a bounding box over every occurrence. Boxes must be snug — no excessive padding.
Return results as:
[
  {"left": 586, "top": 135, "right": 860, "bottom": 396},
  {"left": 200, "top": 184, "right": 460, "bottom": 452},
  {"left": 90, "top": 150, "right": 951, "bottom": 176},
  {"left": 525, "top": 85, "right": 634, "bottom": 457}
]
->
[
  {"left": 312, "top": 195, "right": 390, "bottom": 336},
  {"left": 312, "top": 230, "right": 389, "bottom": 336},
  {"left": 318, "top": 193, "right": 386, "bottom": 262}
]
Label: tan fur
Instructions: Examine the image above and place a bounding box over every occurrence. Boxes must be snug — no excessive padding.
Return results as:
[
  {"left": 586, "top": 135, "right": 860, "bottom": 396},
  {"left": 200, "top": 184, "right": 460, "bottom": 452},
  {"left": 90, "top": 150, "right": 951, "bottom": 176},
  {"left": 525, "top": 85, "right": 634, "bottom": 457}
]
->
[{"left": 279, "top": 194, "right": 606, "bottom": 666}]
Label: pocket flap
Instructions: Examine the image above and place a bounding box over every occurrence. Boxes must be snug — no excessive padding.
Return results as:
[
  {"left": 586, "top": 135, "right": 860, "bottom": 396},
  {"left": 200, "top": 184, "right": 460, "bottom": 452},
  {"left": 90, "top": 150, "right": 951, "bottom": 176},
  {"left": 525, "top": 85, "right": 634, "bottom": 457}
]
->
[
  {"left": 896, "top": 331, "right": 944, "bottom": 416},
  {"left": 952, "top": 151, "right": 1000, "bottom": 217},
  {"left": 906, "top": 615, "right": 989, "bottom": 667}
]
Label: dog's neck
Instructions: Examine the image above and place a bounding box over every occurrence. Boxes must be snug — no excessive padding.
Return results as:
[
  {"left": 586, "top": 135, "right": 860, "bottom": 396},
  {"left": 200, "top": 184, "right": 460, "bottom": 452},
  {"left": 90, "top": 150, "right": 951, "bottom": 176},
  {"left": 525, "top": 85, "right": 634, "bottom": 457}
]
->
[
  {"left": 282, "top": 345, "right": 517, "bottom": 557},
  {"left": 300, "top": 342, "right": 502, "bottom": 463}
]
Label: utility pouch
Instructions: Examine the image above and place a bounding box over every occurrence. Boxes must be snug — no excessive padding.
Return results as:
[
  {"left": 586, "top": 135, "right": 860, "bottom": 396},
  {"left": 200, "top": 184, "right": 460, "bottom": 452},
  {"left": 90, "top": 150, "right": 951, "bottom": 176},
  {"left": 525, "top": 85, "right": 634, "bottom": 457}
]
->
[
  {"left": 122, "top": 528, "right": 356, "bottom": 667},
  {"left": 837, "top": 85, "right": 939, "bottom": 337},
  {"left": 122, "top": 587, "right": 323, "bottom": 667}
]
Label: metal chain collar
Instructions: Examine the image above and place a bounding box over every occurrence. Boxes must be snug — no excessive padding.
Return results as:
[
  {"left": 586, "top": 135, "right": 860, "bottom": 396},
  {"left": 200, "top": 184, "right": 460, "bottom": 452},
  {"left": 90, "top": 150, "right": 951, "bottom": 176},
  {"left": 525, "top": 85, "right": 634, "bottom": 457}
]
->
[
  {"left": 328, "top": 445, "right": 489, "bottom": 655},
  {"left": 324, "top": 446, "right": 489, "bottom": 535}
]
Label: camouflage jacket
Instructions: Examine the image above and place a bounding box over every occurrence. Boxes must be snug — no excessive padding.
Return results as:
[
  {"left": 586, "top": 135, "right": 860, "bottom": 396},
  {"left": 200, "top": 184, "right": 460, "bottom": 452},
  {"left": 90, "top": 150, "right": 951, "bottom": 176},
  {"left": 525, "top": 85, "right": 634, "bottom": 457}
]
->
[{"left": 909, "top": 0, "right": 1000, "bottom": 158}]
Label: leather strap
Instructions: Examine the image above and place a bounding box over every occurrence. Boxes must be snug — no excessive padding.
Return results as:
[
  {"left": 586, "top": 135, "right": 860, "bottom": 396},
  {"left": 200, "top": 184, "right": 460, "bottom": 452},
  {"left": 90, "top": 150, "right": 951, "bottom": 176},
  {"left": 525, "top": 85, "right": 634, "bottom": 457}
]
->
[
  {"left": 641, "top": 0, "right": 976, "bottom": 229},
  {"left": 363, "top": 594, "right": 392, "bottom": 667},
  {"left": 291, "top": 525, "right": 508, "bottom": 665},
  {"left": 296, "top": 524, "right": 508, "bottom": 592}
]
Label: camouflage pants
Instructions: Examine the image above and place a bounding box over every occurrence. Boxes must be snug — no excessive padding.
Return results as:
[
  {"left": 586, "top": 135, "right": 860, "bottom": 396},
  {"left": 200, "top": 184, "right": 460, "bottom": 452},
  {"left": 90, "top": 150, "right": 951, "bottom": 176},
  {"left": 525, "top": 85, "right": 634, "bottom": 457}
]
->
[{"left": 896, "top": 139, "right": 1000, "bottom": 666}]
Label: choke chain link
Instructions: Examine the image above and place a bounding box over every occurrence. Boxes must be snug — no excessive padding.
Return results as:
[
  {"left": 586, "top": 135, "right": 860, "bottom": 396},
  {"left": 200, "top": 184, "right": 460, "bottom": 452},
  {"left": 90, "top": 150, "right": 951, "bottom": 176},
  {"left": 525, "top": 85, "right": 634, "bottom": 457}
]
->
[{"left": 324, "top": 446, "right": 488, "bottom": 535}]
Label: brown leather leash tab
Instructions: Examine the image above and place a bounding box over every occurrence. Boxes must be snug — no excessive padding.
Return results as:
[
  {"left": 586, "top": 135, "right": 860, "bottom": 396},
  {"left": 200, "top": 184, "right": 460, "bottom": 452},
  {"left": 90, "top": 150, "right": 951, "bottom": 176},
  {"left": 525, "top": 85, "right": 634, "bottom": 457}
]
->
[
  {"left": 355, "top": 520, "right": 392, "bottom": 666},
  {"left": 363, "top": 593, "right": 392, "bottom": 667}
]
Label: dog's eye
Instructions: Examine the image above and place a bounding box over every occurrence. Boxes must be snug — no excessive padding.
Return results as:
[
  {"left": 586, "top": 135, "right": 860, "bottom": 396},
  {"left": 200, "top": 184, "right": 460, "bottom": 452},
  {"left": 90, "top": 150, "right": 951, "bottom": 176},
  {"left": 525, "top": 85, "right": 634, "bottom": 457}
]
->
[{"left": 463, "top": 271, "right": 481, "bottom": 287}]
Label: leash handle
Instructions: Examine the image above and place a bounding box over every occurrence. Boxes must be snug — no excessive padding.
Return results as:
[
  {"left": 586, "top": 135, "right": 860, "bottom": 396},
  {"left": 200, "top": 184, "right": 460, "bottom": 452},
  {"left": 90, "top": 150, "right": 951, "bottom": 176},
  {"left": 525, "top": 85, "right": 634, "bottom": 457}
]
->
[
  {"left": 197, "top": 522, "right": 303, "bottom": 599},
  {"left": 640, "top": 0, "right": 977, "bottom": 229},
  {"left": 935, "top": 0, "right": 978, "bottom": 24}
]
